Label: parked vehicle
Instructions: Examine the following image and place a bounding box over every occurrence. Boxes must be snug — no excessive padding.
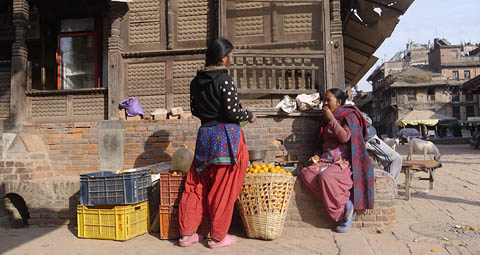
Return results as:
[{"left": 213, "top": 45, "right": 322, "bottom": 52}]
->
[
  {"left": 470, "top": 131, "right": 480, "bottom": 149},
  {"left": 397, "top": 128, "right": 421, "bottom": 145}
]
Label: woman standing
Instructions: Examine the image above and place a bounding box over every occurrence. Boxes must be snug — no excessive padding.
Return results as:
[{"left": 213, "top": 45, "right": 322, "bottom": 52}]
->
[
  {"left": 178, "top": 38, "right": 256, "bottom": 248},
  {"left": 300, "top": 88, "right": 374, "bottom": 233}
]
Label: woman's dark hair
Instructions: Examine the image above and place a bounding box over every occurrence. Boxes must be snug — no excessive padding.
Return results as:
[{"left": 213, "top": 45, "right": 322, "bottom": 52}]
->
[
  {"left": 327, "top": 88, "right": 347, "bottom": 105},
  {"left": 205, "top": 38, "right": 234, "bottom": 66}
]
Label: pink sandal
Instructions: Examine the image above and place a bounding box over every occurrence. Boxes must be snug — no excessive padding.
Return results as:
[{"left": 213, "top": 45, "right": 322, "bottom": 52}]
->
[
  {"left": 208, "top": 234, "right": 237, "bottom": 248},
  {"left": 179, "top": 233, "right": 203, "bottom": 247}
]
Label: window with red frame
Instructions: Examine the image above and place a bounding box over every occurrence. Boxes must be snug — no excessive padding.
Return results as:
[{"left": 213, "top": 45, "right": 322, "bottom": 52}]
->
[{"left": 57, "top": 18, "right": 100, "bottom": 90}]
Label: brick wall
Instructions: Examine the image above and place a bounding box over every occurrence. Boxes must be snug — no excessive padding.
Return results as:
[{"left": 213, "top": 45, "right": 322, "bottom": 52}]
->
[
  {"left": 3, "top": 117, "right": 320, "bottom": 179},
  {"left": 285, "top": 177, "right": 396, "bottom": 228},
  {"left": 122, "top": 116, "right": 320, "bottom": 169},
  {"left": 0, "top": 116, "right": 321, "bottom": 226},
  {"left": 0, "top": 117, "right": 398, "bottom": 227},
  {"left": 22, "top": 122, "right": 100, "bottom": 176}
]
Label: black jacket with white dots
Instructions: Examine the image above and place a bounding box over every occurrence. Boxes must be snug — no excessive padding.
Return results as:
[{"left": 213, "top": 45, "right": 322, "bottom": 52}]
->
[{"left": 189, "top": 66, "right": 253, "bottom": 126}]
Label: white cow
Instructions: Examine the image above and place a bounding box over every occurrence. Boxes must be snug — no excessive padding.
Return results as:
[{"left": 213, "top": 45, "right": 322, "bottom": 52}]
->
[
  {"left": 383, "top": 137, "right": 400, "bottom": 151},
  {"left": 407, "top": 137, "right": 441, "bottom": 161}
]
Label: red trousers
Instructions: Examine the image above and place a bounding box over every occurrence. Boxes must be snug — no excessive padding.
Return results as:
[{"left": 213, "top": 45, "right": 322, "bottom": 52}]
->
[
  {"left": 179, "top": 132, "right": 248, "bottom": 241},
  {"left": 300, "top": 162, "right": 353, "bottom": 222}
]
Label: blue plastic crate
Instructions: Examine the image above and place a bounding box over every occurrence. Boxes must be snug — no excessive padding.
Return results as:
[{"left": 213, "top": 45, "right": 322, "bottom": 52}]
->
[{"left": 80, "top": 170, "right": 152, "bottom": 206}]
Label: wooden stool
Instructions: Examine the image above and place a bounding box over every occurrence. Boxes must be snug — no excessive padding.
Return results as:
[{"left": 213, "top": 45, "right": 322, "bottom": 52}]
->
[{"left": 401, "top": 160, "right": 442, "bottom": 200}]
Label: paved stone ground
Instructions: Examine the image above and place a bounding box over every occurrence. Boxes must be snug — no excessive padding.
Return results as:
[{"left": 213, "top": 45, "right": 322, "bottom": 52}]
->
[{"left": 0, "top": 144, "right": 479, "bottom": 255}]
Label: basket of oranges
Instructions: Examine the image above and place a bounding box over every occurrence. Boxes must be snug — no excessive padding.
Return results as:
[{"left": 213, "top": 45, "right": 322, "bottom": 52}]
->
[{"left": 237, "top": 163, "right": 296, "bottom": 240}]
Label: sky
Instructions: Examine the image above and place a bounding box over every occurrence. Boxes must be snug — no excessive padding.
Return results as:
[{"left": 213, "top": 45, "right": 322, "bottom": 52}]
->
[{"left": 356, "top": 0, "right": 480, "bottom": 92}]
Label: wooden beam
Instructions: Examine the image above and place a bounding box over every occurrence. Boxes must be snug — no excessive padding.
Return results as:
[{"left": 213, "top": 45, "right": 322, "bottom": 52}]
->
[
  {"left": 218, "top": 0, "right": 227, "bottom": 37},
  {"left": 238, "top": 88, "right": 317, "bottom": 94},
  {"left": 228, "top": 0, "right": 323, "bottom": 2},
  {"left": 364, "top": 0, "right": 406, "bottom": 14},
  {"left": 167, "top": 0, "right": 177, "bottom": 50},
  {"left": 107, "top": 2, "right": 126, "bottom": 120},
  {"left": 10, "top": 0, "right": 29, "bottom": 125},
  {"left": 166, "top": 58, "right": 174, "bottom": 109}
]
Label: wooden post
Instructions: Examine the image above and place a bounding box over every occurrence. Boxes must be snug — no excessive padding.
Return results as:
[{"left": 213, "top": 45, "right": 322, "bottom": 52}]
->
[
  {"left": 429, "top": 168, "right": 434, "bottom": 191},
  {"left": 167, "top": 0, "right": 177, "bottom": 50},
  {"left": 166, "top": 59, "right": 174, "bottom": 110},
  {"left": 9, "top": 0, "right": 29, "bottom": 125},
  {"left": 329, "top": 0, "right": 345, "bottom": 89},
  {"left": 218, "top": 0, "right": 227, "bottom": 38},
  {"left": 271, "top": 3, "right": 278, "bottom": 43},
  {"left": 107, "top": 2, "right": 126, "bottom": 120},
  {"left": 405, "top": 166, "right": 411, "bottom": 200}
]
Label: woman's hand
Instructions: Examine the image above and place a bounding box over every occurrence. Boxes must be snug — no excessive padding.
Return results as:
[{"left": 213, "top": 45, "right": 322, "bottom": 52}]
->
[
  {"left": 322, "top": 105, "right": 335, "bottom": 122},
  {"left": 248, "top": 114, "right": 257, "bottom": 123},
  {"left": 309, "top": 155, "right": 320, "bottom": 164}
]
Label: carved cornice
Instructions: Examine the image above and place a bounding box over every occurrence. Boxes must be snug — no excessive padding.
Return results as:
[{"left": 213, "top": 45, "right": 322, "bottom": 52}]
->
[
  {"left": 11, "top": 0, "right": 29, "bottom": 58},
  {"left": 108, "top": 2, "right": 125, "bottom": 52},
  {"left": 11, "top": 44, "right": 28, "bottom": 58},
  {"left": 330, "top": 0, "right": 342, "bottom": 36},
  {"left": 12, "top": 0, "right": 29, "bottom": 20}
]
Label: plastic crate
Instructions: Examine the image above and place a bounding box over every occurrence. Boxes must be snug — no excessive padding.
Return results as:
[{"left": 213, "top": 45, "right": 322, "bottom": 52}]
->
[
  {"left": 159, "top": 205, "right": 210, "bottom": 240},
  {"left": 80, "top": 170, "right": 152, "bottom": 206},
  {"left": 159, "top": 171, "right": 186, "bottom": 207},
  {"left": 77, "top": 201, "right": 150, "bottom": 241}
]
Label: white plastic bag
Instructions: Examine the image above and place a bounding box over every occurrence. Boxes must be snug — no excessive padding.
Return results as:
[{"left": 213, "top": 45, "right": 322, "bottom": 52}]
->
[
  {"left": 296, "top": 93, "right": 320, "bottom": 111},
  {"left": 275, "top": 95, "right": 297, "bottom": 113}
]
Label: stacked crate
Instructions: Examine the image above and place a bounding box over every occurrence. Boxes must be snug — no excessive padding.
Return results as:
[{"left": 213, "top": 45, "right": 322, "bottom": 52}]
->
[
  {"left": 77, "top": 170, "right": 152, "bottom": 241},
  {"left": 159, "top": 170, "right": 210, "bottom": 239}
]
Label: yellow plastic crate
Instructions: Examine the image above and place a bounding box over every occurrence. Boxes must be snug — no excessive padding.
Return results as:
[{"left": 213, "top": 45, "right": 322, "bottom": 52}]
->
[{"left": 77, "top": 201, "right": 150, "bottom": 241}]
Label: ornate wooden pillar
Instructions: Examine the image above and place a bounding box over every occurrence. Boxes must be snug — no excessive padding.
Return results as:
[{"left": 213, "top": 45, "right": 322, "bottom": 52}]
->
[
  {"left": 108, "top": 3, "right": 126, "bottom": 120},
  {"left": 167, "top": 0, "right": 177, "bottom": 50},
  {"left": 329, "top": 0, "right": 345, "bottom": 89},
  {"left": 10, "top": 0, "right": 29, "bottom": 125}
]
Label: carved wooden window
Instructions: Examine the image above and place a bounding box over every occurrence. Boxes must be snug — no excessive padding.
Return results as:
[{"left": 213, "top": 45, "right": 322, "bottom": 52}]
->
[
  {"left": 452, "top": 87, "right": 459, "bottom": 102},
  {"left": 452, "top": 106, "right": 460, "bottom": 119},
  {"left": 466, "top": 93, "right": 474, "bottom": 102},
  {"left": 224, "top": 1, "right": 323, "bottom": 49},
  {"left": 171, "top": 0, "right": 213, "bottom": 49},
  {"left": 427, "top": 88, "right": 435, "bottom": 101},
  {"left": 128, "top": 0, "right": 167, "bottom": 50},
  {"left": 466, "top": 105, "right": 474, "bottom": 118},
  {"left": 231, "top": 52, "right": 322, "bottom": 95},
  {"left": 452, "top": 71, "right": 459, "bottom": 81},
  {"left": 57, "top": 18, "right": 101, "bottom": 90},
  {"left": 221, "top": 0, "right": 326, "bottom": 96},
  {"left": 407, "top": 88, "right": 416, "bottom": 101}
]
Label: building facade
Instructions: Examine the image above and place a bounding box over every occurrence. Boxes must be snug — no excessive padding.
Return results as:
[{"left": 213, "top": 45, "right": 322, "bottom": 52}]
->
[
  {"left": 0, "top": 0, "right": 414, "bottom": 226},
  {"left": 368, "top": 39, "right": 480, "bottom": 136}
]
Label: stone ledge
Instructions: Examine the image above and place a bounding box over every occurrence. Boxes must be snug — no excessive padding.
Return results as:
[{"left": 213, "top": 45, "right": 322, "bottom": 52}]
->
[
  {"left": 3, "top": 175, "right": 396, "bottom": 228},
  {"left": 286, "top": 177, "right": 396, "bottom": 228}
]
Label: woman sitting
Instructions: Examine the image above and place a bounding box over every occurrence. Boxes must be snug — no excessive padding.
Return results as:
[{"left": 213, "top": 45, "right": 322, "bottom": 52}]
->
[{"left": 300, "top": 88, "right": 374, "bottom": 233}]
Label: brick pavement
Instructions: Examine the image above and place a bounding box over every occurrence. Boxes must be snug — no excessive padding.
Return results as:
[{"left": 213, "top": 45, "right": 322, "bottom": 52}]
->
[{"left": 0, "top": 144, "right": 479, "bottom": 255}]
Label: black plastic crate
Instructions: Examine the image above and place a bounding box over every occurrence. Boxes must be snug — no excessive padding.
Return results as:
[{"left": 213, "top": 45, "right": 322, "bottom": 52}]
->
[{"left": 80, "top": 170, "right": 152, "bottom": 206}]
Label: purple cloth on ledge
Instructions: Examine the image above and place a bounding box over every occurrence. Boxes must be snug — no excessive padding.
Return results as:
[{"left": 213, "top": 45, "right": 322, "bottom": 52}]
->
[{"left": 120, "top": 97, "right": 145, "bottom": 117}]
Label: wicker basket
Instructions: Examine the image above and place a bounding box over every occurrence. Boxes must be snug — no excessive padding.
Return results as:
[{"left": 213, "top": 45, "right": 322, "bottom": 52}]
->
[{"left": 237, "top": 173, "right": 296, "bottom": 240}]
